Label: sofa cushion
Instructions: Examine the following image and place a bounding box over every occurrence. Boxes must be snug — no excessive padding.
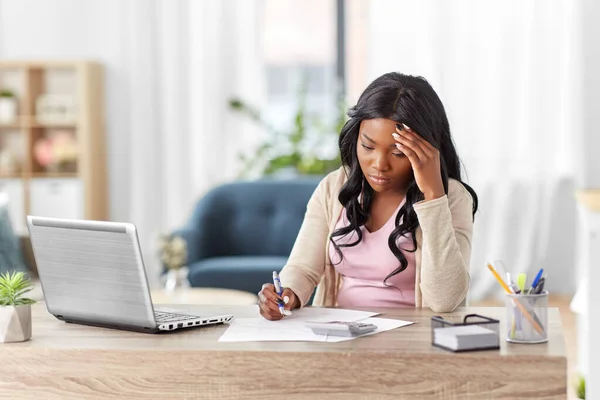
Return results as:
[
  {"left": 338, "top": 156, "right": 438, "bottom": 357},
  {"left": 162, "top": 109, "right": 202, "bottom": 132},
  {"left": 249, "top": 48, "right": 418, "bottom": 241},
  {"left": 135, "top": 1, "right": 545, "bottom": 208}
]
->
[
  {"left": 184, "top": 178, "right": 321, "bottom": 260},
  {"left": 187, "top": 256, "right": 288, "bottom": 294}
]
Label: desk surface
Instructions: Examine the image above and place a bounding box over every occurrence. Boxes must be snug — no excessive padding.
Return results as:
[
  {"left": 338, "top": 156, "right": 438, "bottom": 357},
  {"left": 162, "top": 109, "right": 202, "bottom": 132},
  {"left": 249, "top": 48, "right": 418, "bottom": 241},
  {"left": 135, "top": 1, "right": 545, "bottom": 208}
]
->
[
  {"left": 149, "top": 288, "right": 259, "bottom": 305},
  {"left": 12, "top": 304, "right": 566, "bottom": 356},
  {"left": 0, "top": 304, "right": 567, "bottom": 399}
]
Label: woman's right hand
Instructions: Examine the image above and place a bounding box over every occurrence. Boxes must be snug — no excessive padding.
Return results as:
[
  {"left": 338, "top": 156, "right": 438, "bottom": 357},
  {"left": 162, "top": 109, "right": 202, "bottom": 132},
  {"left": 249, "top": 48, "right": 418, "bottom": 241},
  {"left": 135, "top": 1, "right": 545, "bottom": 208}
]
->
[{"left": 258, "top": 283, "right": 300, "bottom": 321}]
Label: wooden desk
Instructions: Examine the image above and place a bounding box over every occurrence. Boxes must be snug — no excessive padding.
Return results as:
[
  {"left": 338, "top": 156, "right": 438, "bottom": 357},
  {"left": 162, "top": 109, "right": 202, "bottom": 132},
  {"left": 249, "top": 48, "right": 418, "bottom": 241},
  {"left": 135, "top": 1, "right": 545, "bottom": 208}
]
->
[
  {"left": 150, "top": 287, "right": 259, "bottom": 305},
  {"left": 0, "top": 305, "right": 566, "bottom": 399}
]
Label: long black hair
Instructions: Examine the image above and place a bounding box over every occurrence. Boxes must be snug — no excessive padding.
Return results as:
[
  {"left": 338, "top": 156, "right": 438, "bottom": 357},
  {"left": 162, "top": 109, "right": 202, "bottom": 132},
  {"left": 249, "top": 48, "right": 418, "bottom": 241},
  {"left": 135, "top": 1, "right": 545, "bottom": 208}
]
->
[{"left": 330, "top": 72, "right": 478, "bottom": 284}]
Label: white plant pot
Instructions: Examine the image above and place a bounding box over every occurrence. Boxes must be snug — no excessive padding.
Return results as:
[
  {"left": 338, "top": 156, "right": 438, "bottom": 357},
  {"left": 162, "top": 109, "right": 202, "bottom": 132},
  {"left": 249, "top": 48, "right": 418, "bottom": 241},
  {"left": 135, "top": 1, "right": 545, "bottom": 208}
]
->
[
  {"left": 0, "top": 305, "right": 32, "bottom": 343},
  {"left": 0, "top": 98, "right": 17, "bottom": 123}
]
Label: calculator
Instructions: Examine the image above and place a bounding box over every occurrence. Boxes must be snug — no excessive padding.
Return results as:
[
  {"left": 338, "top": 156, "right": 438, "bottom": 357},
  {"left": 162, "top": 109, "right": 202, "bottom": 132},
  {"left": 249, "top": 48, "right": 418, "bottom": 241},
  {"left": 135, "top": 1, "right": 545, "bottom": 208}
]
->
[{"left": 305, "top": 320, "right": 377, "bottom": 337}]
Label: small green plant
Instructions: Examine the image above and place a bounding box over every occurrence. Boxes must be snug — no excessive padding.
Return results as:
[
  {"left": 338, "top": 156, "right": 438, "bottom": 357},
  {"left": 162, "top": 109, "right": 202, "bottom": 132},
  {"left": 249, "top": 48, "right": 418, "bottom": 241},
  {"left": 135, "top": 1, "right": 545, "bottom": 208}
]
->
[
  {"left": 228, "top": 80, "right": 346, "bottom": 178},
  {"left": 576, "top": 375, "right": 585, "bottom": 399},
  {"left": 0, "top": 89, "right": 15, "bottom": 98},
  {"left": 0, "top": 271, "right": 35, "bottom": 306}
]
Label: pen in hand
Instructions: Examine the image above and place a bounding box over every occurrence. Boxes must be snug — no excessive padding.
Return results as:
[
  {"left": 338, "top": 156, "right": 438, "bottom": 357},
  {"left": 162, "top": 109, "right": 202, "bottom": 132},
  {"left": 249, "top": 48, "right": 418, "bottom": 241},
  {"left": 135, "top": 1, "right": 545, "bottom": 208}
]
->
[{"left": 272, "top": 271, "right": 291, "bottom": 316}]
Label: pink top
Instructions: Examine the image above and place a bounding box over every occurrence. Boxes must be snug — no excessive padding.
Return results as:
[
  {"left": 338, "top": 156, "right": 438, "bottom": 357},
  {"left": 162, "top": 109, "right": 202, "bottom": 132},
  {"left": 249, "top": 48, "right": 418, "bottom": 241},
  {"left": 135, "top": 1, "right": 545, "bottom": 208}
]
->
[{"left": 329, "top": 199, "right": 416, "bottom": 308}]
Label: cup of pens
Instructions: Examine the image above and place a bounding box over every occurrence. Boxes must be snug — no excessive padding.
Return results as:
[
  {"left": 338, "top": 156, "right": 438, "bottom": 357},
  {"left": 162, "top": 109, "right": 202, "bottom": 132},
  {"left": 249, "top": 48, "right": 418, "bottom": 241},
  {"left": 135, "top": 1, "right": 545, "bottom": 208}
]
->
[
  {"left": 487, "top": 262, "right": 548, "bottom": 344},
  {"left": 505, "top": 290, "right": 548, "bottom": 344}
]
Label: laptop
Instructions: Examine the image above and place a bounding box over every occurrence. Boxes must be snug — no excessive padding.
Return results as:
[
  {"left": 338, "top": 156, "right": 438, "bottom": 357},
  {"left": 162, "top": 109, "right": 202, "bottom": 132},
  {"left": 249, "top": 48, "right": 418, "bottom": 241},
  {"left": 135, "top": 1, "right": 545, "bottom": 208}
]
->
[{"left": 26, "top": 215, "right": 233, "bottom": 333}]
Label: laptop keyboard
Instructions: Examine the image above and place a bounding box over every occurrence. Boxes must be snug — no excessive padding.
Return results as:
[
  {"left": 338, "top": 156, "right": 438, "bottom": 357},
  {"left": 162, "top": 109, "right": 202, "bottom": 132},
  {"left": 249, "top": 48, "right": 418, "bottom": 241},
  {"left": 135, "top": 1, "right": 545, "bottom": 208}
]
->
[{"left": 155, "top": 311, "right": 199, "bottom": 323}]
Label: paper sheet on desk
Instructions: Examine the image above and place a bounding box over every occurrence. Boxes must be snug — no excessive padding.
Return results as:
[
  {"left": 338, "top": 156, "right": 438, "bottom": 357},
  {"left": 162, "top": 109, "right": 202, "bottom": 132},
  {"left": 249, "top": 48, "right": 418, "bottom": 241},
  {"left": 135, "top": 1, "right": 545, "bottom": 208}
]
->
[
  {"left": 218, "top": 307, "right": 413, "bottom": 342},
  {"left": 218, "top": 307, "right": 378, "bottom": 342}
]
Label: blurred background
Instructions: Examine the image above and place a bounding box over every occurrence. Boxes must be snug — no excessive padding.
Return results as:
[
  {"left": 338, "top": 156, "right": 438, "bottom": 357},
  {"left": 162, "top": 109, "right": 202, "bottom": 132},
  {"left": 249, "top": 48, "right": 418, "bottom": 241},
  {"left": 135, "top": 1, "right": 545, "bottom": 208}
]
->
[{"left": 0, "top": 1, "right": 596, "bottom": 397}]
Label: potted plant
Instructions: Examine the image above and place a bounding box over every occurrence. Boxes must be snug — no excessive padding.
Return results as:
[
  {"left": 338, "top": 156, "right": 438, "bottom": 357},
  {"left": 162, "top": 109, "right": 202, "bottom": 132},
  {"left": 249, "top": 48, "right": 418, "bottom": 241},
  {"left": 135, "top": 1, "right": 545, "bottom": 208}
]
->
[
  {"left": 228, "top": 81, "right": 346, "bottom": 178},
  {"left": 0, "top": 271, "right": 35, "bottom": 343},
  {"left": 158, "top": 234, "right": 188, "bottom": 292},
  {"left": 576, "top": 375, "right": 585, "bottom": 399},
  {"left": 0, "top": 89, "right": 18, "bottom": 123}
]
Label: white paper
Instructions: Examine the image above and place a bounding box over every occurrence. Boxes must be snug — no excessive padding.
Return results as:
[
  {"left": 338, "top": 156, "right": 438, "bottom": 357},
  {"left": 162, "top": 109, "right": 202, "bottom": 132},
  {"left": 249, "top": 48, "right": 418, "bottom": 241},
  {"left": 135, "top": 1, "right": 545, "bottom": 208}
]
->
[
  {"left": 218, "top": 309, "right": 415, "bottom": 343},
  {"left": 325, "top": 317, "right": 414, "bottom": 342},
  {"left": 218, "top": 308, "right": 379, "bottom": 342}
]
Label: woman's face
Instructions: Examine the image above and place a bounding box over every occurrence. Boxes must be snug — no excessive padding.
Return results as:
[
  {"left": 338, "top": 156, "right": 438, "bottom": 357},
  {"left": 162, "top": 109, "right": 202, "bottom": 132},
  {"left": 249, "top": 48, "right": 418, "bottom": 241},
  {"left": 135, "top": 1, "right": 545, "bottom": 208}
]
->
[{"left": 357, "top": 118, "right": 413, "bottom": 194}]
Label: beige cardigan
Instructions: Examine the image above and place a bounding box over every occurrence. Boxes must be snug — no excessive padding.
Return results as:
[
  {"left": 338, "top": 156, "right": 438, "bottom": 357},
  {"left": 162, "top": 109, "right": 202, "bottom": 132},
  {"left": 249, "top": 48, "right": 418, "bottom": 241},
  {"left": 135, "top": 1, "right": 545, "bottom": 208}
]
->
[{"left": 279, "top": 167, "right": 474, "bottom": 313}]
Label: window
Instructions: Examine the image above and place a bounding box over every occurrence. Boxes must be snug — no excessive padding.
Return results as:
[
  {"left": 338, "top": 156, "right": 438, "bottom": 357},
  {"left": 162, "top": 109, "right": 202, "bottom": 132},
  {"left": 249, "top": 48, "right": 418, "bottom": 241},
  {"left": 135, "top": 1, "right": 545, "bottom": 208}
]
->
[{"left": 262, "top": 0, "right": 340, "bottom": 152}]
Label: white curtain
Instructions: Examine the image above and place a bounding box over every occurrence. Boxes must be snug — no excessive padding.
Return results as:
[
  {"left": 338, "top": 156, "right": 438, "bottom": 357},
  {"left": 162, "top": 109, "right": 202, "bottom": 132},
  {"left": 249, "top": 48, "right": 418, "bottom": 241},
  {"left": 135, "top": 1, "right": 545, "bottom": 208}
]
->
[
  {"left": 0, "top": 0, "right": 264, "bottom": 287},
  {"left": 366, "top": 0, "right": 581, "bottom": 300},
  {"left": 124, "top": 0, "right": 265, "bottom": 286}
]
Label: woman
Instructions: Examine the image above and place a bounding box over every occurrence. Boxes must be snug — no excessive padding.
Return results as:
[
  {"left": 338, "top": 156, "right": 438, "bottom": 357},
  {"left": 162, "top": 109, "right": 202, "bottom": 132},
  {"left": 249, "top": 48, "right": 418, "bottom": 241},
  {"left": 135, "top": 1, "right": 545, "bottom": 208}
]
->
[{"left": 258, "top": 72, "right": 478, "bottom": 319}]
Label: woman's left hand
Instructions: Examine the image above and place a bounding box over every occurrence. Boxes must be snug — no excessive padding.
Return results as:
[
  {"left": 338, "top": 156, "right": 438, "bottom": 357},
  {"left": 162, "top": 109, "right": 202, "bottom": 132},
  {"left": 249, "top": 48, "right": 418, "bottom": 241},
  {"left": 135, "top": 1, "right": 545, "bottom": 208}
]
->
[{"left": 393, "top": 124, "right": 445, "bottom": 201}]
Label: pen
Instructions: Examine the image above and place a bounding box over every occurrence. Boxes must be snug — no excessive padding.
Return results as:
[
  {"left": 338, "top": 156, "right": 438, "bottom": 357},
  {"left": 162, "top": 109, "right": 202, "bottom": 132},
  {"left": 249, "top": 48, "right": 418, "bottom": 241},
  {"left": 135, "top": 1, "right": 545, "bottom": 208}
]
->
[
  {"left": 272, "top": 271, "right": 287, "bottom": 316},
  {"left": 487, "top": 264, "right": 545, "bottom": 336},
  {"left": 528, "top": 268, "right": 544, "bottom": 294},
  {"left": 488, "top": 263, "right": 513, "bottom": 294},
  {"left": 506, "top": 272, "right": 521, "bottom": 337},
  {"left": 506, "top": 272, "right": 518, "bottom": 338},
  {"left": 533, "top": 277, "right": 546, "bottom": 295},
  {"left": 506, "top": 273, "right": 520, "bottom": 294}
]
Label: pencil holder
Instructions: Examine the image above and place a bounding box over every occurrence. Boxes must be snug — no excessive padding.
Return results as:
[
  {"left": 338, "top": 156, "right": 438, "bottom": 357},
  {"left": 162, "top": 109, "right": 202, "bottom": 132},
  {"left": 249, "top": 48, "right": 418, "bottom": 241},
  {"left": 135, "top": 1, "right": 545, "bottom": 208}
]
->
[{"left": 505, "top": 290, "right": 548, "bottom": 344}]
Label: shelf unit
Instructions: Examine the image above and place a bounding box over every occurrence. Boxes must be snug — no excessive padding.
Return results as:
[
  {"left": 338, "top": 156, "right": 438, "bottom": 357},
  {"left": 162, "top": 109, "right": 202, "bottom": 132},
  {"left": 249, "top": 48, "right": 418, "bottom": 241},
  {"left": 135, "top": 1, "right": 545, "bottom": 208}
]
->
[{"left": 0, "top": 60, "right": 107, "bottom": 235}]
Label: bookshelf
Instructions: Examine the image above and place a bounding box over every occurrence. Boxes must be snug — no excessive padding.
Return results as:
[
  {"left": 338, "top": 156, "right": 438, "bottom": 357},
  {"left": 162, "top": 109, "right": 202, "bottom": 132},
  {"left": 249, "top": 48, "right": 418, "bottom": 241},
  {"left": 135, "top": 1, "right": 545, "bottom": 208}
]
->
[{"left": 0, "top": 60, "right": 107, "bottom": 235}]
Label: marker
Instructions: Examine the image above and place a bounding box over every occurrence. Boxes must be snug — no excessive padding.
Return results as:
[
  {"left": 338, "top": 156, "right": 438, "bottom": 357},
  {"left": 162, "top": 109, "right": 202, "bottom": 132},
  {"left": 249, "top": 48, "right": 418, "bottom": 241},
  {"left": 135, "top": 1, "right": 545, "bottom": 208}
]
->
[{"left": 517, "top": 273, "right": 527, "bottom": 293}]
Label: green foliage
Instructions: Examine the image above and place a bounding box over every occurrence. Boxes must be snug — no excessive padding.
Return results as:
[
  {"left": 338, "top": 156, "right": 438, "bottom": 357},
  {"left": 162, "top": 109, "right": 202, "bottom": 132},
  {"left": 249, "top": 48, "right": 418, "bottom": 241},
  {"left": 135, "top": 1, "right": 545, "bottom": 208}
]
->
[
  {"left": 0, "top": 271, "right": 36, "bottom": 306},
  {"left": 0, "top": 89, "right": 15, "bottom": 98},
  {"left": 576, "top": 375, "right": 585, "bottom": 399},
  {"left": 228, "top": 81, "right": 346, "bottom": 177}
]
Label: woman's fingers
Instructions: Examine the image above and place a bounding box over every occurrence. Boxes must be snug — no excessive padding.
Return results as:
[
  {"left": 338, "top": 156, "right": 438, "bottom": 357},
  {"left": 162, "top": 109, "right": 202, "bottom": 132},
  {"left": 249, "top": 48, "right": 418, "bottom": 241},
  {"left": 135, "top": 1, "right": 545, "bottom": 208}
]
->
[
  {"left": 395, "top": 124, "right": 437, "bottom": 156},
  {"left": 392, "top": 131, "right": 428, "bottom": 164},
  {"left": 258, "top": 283, "right": 286, "bottom": 320},
  {"left": 393, "top": 134, "right": 427, "bottom": 163},
  {"left": 260, "top": 283, "right": 281, "bottom": 302},
  {"left": 259, "top": 305, "right": 283, "bottom": 321},
  {"left": 281, "top": 288, "right": 299, "bottom": 311},
  {"left": 395, "top": 140, "right": 421, "bottom": 168},
  {"left": 257, "top": 283, "right": 301, "bottom": 320}
]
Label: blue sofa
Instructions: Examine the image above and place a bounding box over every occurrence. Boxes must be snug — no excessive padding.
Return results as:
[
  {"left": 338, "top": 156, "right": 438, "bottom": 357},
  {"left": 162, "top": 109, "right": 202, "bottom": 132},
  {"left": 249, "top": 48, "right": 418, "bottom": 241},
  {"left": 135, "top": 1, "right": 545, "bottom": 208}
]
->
[{"left": 172, "top": 177, "right": 321, "bottom": 296}]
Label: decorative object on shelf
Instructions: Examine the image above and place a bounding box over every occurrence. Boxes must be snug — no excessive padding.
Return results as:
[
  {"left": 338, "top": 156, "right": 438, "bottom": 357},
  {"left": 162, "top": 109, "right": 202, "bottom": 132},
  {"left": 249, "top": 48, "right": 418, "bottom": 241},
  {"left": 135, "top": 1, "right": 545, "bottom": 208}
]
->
[
  {"left": 33, "top": 130, "right": 78, "bottom": 173},
  {"left": 0, "top": 148, "right": 21, "bottom": 175},
  {"left": 228, "top": 81, "right": 346, "bottom": 178},
  {"left": 0, "top": 60, "right": 107, "bottom": 228},
  {"left": 35, "top": 94, "right": 77, "bottom": 125},
  {"left": 158, "top": 234, "right": 189, "bottom": 291},
  {"left": 0, "top": 271, "right": 35, "bottom": 343},
  {"left": 0, "top": 89, "right": 18, "bottom": 124}
]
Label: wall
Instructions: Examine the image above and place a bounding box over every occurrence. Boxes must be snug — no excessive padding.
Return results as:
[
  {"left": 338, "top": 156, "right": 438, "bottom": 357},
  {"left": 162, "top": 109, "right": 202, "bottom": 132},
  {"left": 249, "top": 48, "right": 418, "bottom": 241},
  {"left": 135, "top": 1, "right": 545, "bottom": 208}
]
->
[{"left": 580, "top": 0, "right": 599, "bottom": 395}]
